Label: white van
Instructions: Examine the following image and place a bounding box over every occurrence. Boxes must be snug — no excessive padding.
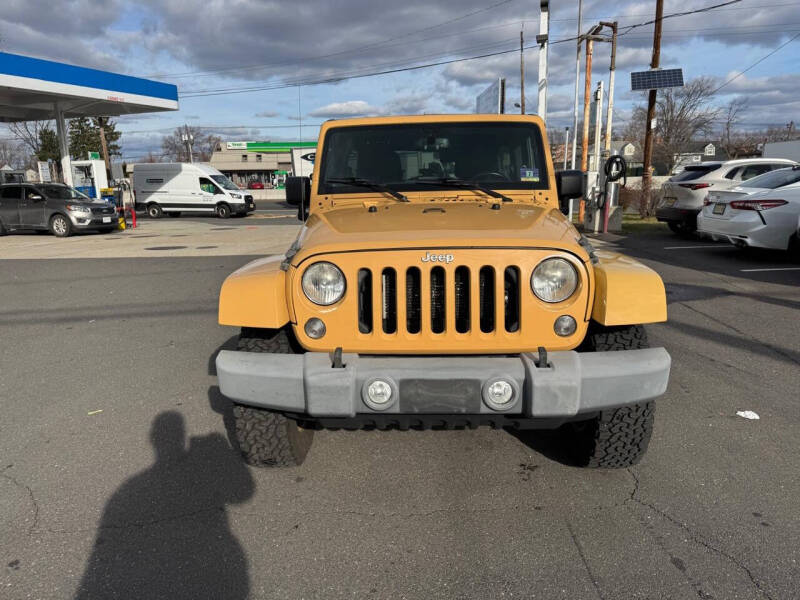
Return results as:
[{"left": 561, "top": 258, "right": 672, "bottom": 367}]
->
[{"left": 132, "top": 163, "right": 255, "bottom": 218}]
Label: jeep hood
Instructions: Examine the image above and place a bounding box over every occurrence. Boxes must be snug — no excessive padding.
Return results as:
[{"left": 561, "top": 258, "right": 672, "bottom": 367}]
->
[{"left": 290, "top": 202, "right": 588, "bottom": 265}]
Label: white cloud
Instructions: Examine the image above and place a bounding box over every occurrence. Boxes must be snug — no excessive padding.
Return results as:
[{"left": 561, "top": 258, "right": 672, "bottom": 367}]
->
[{"left": 308, "top": 100, "right": 379, "bottom": 118}]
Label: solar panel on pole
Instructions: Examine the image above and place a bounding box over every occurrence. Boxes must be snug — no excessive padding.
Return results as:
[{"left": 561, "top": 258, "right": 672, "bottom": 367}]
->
[{"left": 630, "top": 68, "right": 684, "bottom": 91}]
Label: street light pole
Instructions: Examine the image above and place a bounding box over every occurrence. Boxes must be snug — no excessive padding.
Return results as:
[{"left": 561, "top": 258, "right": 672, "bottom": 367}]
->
[
  {"left": 570, "top": 0, "right": 582, "bottom": 169},
  {"left": 641, "top": 0, "right": 664, "bottom": 216},
  {"left": 601, "top": 21, "right": 618, "bottom": 153},
  {"left": 537, "top": 1, "right": 550, "bottom": 123},
  {"left": 519, "top": 30, "right": 525, "bottom": 115}
]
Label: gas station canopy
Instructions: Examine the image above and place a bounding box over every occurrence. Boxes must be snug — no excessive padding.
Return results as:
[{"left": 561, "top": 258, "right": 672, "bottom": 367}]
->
[
  {"left": 0, "top": 51, "right": 178, "bottom": 122},
  {"left": 0, "top": 51, "right": 178, "bottom": 186}
]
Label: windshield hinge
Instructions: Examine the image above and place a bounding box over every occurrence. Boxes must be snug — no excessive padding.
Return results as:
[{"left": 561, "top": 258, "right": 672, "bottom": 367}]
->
[
  {"left": 578, "top": 235, "right": 599, "bottom": 265},
  {"left": 280, "top": 239, "right": 302, "bottom": 271}
]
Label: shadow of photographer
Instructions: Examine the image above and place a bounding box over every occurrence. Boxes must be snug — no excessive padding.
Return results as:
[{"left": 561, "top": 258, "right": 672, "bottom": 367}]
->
[{"left": 74, "top": 411, "right": 254, "bottom": 599}]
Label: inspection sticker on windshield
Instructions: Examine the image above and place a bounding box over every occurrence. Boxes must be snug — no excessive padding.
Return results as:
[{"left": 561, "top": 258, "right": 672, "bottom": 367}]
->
[{"left": 520, "top": 167, "right": 539, "bottom": 182}]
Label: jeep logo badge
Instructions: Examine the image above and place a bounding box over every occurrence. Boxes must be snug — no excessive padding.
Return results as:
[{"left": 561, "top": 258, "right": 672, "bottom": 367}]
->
[{"left": 421, "top": 252, "right": 454, "bottom": 263}]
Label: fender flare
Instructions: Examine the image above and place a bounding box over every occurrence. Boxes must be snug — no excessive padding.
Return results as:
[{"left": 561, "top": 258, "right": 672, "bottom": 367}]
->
[
  {"left": 219, "top": 256, "right": 290, "bottom": 328},
  {"left": 591, "top": 250, "right": 667, "bottom": 326}
]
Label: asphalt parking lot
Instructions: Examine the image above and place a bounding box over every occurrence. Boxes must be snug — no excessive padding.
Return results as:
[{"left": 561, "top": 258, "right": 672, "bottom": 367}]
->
[{"left": 1, "top": 219, "right": 798, "bottom": 599}]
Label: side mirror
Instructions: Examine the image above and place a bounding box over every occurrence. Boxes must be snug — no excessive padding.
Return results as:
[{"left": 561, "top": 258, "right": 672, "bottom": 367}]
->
[
  {"left": 285, "top": 176, "right": 311, "bottom": 220},
  {"left": 555, "top": 170, "right": 584, "bottom": 215}
]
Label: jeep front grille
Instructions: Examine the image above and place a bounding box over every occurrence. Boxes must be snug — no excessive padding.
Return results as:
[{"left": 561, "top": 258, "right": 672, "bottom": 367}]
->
[{"left": 357, "top": 264, "right": 522, "bottom": 335}]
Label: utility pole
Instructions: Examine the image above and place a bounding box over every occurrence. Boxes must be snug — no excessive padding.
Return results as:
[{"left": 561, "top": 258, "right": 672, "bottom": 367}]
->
[
  {"left": 641, "top": 0, "right": 664, "bottom": 216},
  {"left": 580, "top": 37, "right": 594, "bottom": 173},
  {"left": 593, "top": 80, "right": 604, "bottom": 174},
  {"left": 570, "top": 0, "right": 583, "bottom": 169},
  {"left": 519, "top": 30, "right": 525, "bottom": 114},
  {"left": 537, "top": 1, "right": 550, "bottom": 123},
  {"left": 601, "top": 21, "right": 618, "bottom": 152},
  {"left": 564, "top": 127, "right": 570, "bottom": 169},
  {"left": 97, "top": 116, "right": 112, "bottom": 180},
  {"left": 298, "top": 86, "right": 303, "bottom": 142}
]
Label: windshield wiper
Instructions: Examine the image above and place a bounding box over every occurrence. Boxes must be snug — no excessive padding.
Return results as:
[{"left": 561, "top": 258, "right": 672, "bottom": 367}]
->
[
  {"left": 412, "top": 177, "right": 512, "bottom": 202},
  {"left": 325, "top": 177, "right": 409, "bottom": 202}
]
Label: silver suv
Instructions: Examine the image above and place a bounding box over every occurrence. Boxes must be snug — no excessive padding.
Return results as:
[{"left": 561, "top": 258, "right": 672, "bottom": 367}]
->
[{"left": 656, "top": 158, "right": 797, "bottom": 234}]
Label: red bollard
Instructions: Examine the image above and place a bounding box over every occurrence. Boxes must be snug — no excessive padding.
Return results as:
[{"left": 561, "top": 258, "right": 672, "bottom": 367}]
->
[{"left": 130, "top": 205, "right": 137, "bottom": 229}]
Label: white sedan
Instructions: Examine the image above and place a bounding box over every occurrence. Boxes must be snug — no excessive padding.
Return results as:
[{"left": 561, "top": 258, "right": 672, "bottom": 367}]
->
[{"left": 697, "top": 167, "right": 800, "bottom": 255}]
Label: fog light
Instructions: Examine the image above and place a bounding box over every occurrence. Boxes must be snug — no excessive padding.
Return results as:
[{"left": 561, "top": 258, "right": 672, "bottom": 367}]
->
[
  {"left": 362, "top": 378, "right": 396, "bottom": 411},
  {"left": 482, "top": 378, "right": 516, "bottom": 411},
  {"left": 304, "top": 318, "right": 326, "bottom": 339},
  {"left": 554, "top": 315, "right": 577, "bottom": 337}
]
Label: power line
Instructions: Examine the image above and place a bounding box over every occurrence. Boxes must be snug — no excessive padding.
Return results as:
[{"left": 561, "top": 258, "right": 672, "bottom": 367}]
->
[
  {"left": 177, "top": 0, "right": 762, "bottom": 99},
  {"left": 711, "top": 31, "right": 800, "bottom": 93}
]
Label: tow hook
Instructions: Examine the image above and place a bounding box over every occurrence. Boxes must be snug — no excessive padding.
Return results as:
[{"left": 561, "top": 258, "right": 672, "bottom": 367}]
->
[
  {"left": 331, "top": 347, "right": 344, "bottom": 368},
  {"left": 536, "top": 346, "right": 549, "bottom": 368}
]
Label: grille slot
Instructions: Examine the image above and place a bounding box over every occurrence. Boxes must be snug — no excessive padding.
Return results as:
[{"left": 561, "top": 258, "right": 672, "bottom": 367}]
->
[
  {"left": 504, "top": 266, "right": 521, "bottom": 333},
  {"left": 430, "top": 267, "right": 446, "bottom": 334},
  {"left": 406, "top": 267, "right": 421, "bottom": 334},
  {"left": 381, "top": 268, "right": 397, "bottom": 334},
  {"left": 454, "top": 266, "right": 470, "bottom": 333},
  {"left": 479, "top": 266, "right": 495, "bottom": 333},
  {"left": 357, "top": 268, "right": 372, "bottom": 333}
]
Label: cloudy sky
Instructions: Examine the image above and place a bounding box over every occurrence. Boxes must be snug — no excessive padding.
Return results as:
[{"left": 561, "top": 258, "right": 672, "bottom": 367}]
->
[{"left": 1, "top": 0, "right": 798, "bottom": 160}]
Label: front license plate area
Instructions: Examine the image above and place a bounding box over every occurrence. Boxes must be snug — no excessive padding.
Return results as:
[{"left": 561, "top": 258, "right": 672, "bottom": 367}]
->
[
  {"left": 400, "top": 379, "right": 481, "bottom": 413},
  {"left": 713, "top": 203, "right": 726, "bottom": 215},
  {"left": 102, "top": 216, "right": 112, "bottom": 223}
]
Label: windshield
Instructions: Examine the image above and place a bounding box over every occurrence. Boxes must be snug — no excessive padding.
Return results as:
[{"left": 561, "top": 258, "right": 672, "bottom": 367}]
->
[
  {"left": 210, "top": 174, "right": 240, "bottom": 190},
  {"left": 739, "top": 167, "right": 800, "bottom": 189},
  {"left": 318, "top": 122, "right": 548, "bottom": 195},
  {"left": 38, "top": 184, "right": 91, "bottom": 200}
]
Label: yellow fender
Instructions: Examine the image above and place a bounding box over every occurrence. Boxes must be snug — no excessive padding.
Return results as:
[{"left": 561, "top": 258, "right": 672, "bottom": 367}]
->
[
  {"left": 591, "top": 250, "right": 667, "bottom": 326},
  {"left": 218, "top": 256, "right": 290, "bottom": 328}
]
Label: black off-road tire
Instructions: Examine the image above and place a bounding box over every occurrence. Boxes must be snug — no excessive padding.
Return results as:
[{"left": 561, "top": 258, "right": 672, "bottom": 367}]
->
[
  {"left": 565, "top": 324, "right": 655, "bottom": 468},
  {"left": 233, "top": 328, "right": 313, "bottom": 467}
]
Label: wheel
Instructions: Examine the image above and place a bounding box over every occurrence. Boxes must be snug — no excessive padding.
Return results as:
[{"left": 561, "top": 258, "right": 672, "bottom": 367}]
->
[
  {"left": 147, "top": 203, "right": 163, "bottom": 219},
  {"left": 215, "top": 203, "right": 231, "bottom": 219},
  {"left": 49, "top": 214, "right": 72, "bottom": 237},
  {"left": 167, "top": 212, "right": 182, "bottom": 218},
  {"left": 667, "top": 220, "right": 696, "bottom": 236},
  {"left": 788, "top": 233, "right": 800, "bottom": 263},
  {"left": 233, "top": 329, "right": 313, "bottom": 467},
  {"left": 564, "top": 324, "right": 655, "bottom": 468}
]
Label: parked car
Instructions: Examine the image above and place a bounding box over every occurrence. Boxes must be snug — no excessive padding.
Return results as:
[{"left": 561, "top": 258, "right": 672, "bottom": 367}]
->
[
  {"left": 656, "top": 158, "right": 798, "bottom": 234},
  {"left": 0, "top": 182, "right": 118, "bottom": 237},
  {"left": 697, "top": 166, "right": 800, "bottom": 255},
  {"left": 132, "top": 163, "right": 255, "bottom": 218},
  {"left": 247, "top": 180, "right": 265, "bottom": 190}
]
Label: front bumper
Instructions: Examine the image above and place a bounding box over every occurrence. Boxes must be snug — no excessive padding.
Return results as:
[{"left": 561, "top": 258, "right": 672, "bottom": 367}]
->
[
  {"left": 656, "top": 206, "right": 699, "bottom": 224},
  {"left": 69, "top": 212, "right": 118, "bottom": 229},
  {"left": 216, "top": 349, "right": 671, "bottom": 419}
]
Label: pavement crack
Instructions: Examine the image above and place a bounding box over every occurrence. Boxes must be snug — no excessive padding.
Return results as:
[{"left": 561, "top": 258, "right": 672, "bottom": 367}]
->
[
  {"left": 566, "top": 520, "right": 605, "bottom": 600},
  {"left": 678, "top": 301, "right": 800, "bottom": 367},
  {"left": 1, "top": 471, "right": 40, "bottom": 536},
  {"left": 625, "top": 468, "right": 774, "bottom": 600}
]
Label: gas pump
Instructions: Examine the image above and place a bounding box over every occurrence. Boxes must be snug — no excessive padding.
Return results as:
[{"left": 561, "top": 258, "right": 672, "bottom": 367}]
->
[{"left": 70, "top": 160, "right": 108, "bottom": 199}]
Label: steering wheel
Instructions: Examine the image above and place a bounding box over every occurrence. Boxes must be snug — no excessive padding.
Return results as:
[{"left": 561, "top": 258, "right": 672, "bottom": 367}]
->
[{"left": 470, "top": 171, "right": 510, "bottom": 182}]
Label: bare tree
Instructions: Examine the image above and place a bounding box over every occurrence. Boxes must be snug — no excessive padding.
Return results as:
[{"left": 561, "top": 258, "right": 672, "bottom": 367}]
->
[
  {"left": 8, "top": 120, "right": 54, "bottom": 157},
  {"left": 720, "top": 98, "right": 759, "bottom": 159},
  {"left": 653, "top": 77, "right": 720, "bottom": 173},
  {"left": 0, "top": 139, "right": 27, "bottom": 169},
  {"left": 161, "top": 127, "right": 222, "bottom": 162}
]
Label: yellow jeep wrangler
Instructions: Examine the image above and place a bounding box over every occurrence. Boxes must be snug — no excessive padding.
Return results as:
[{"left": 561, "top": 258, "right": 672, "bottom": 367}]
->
[{"left": 216, "top": 114, "right": 670, "bottom": 468}]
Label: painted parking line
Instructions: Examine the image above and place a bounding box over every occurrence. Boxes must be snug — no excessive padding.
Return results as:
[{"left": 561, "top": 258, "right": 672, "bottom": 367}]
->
[
  {"left": 663, "top": 245, "right": 732, "bottom": 250},
  {"left": 740, "top": 267, "right": 800, "bottom": 272}
]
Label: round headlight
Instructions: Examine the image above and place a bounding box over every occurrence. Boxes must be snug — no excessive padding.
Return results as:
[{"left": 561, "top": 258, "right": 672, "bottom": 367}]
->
[
  {"left": 302, "top": 262, "right": 346, "bottom": 305},
  {"left": 531, "top": 258, "right": 578, "bottom": 303}
]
